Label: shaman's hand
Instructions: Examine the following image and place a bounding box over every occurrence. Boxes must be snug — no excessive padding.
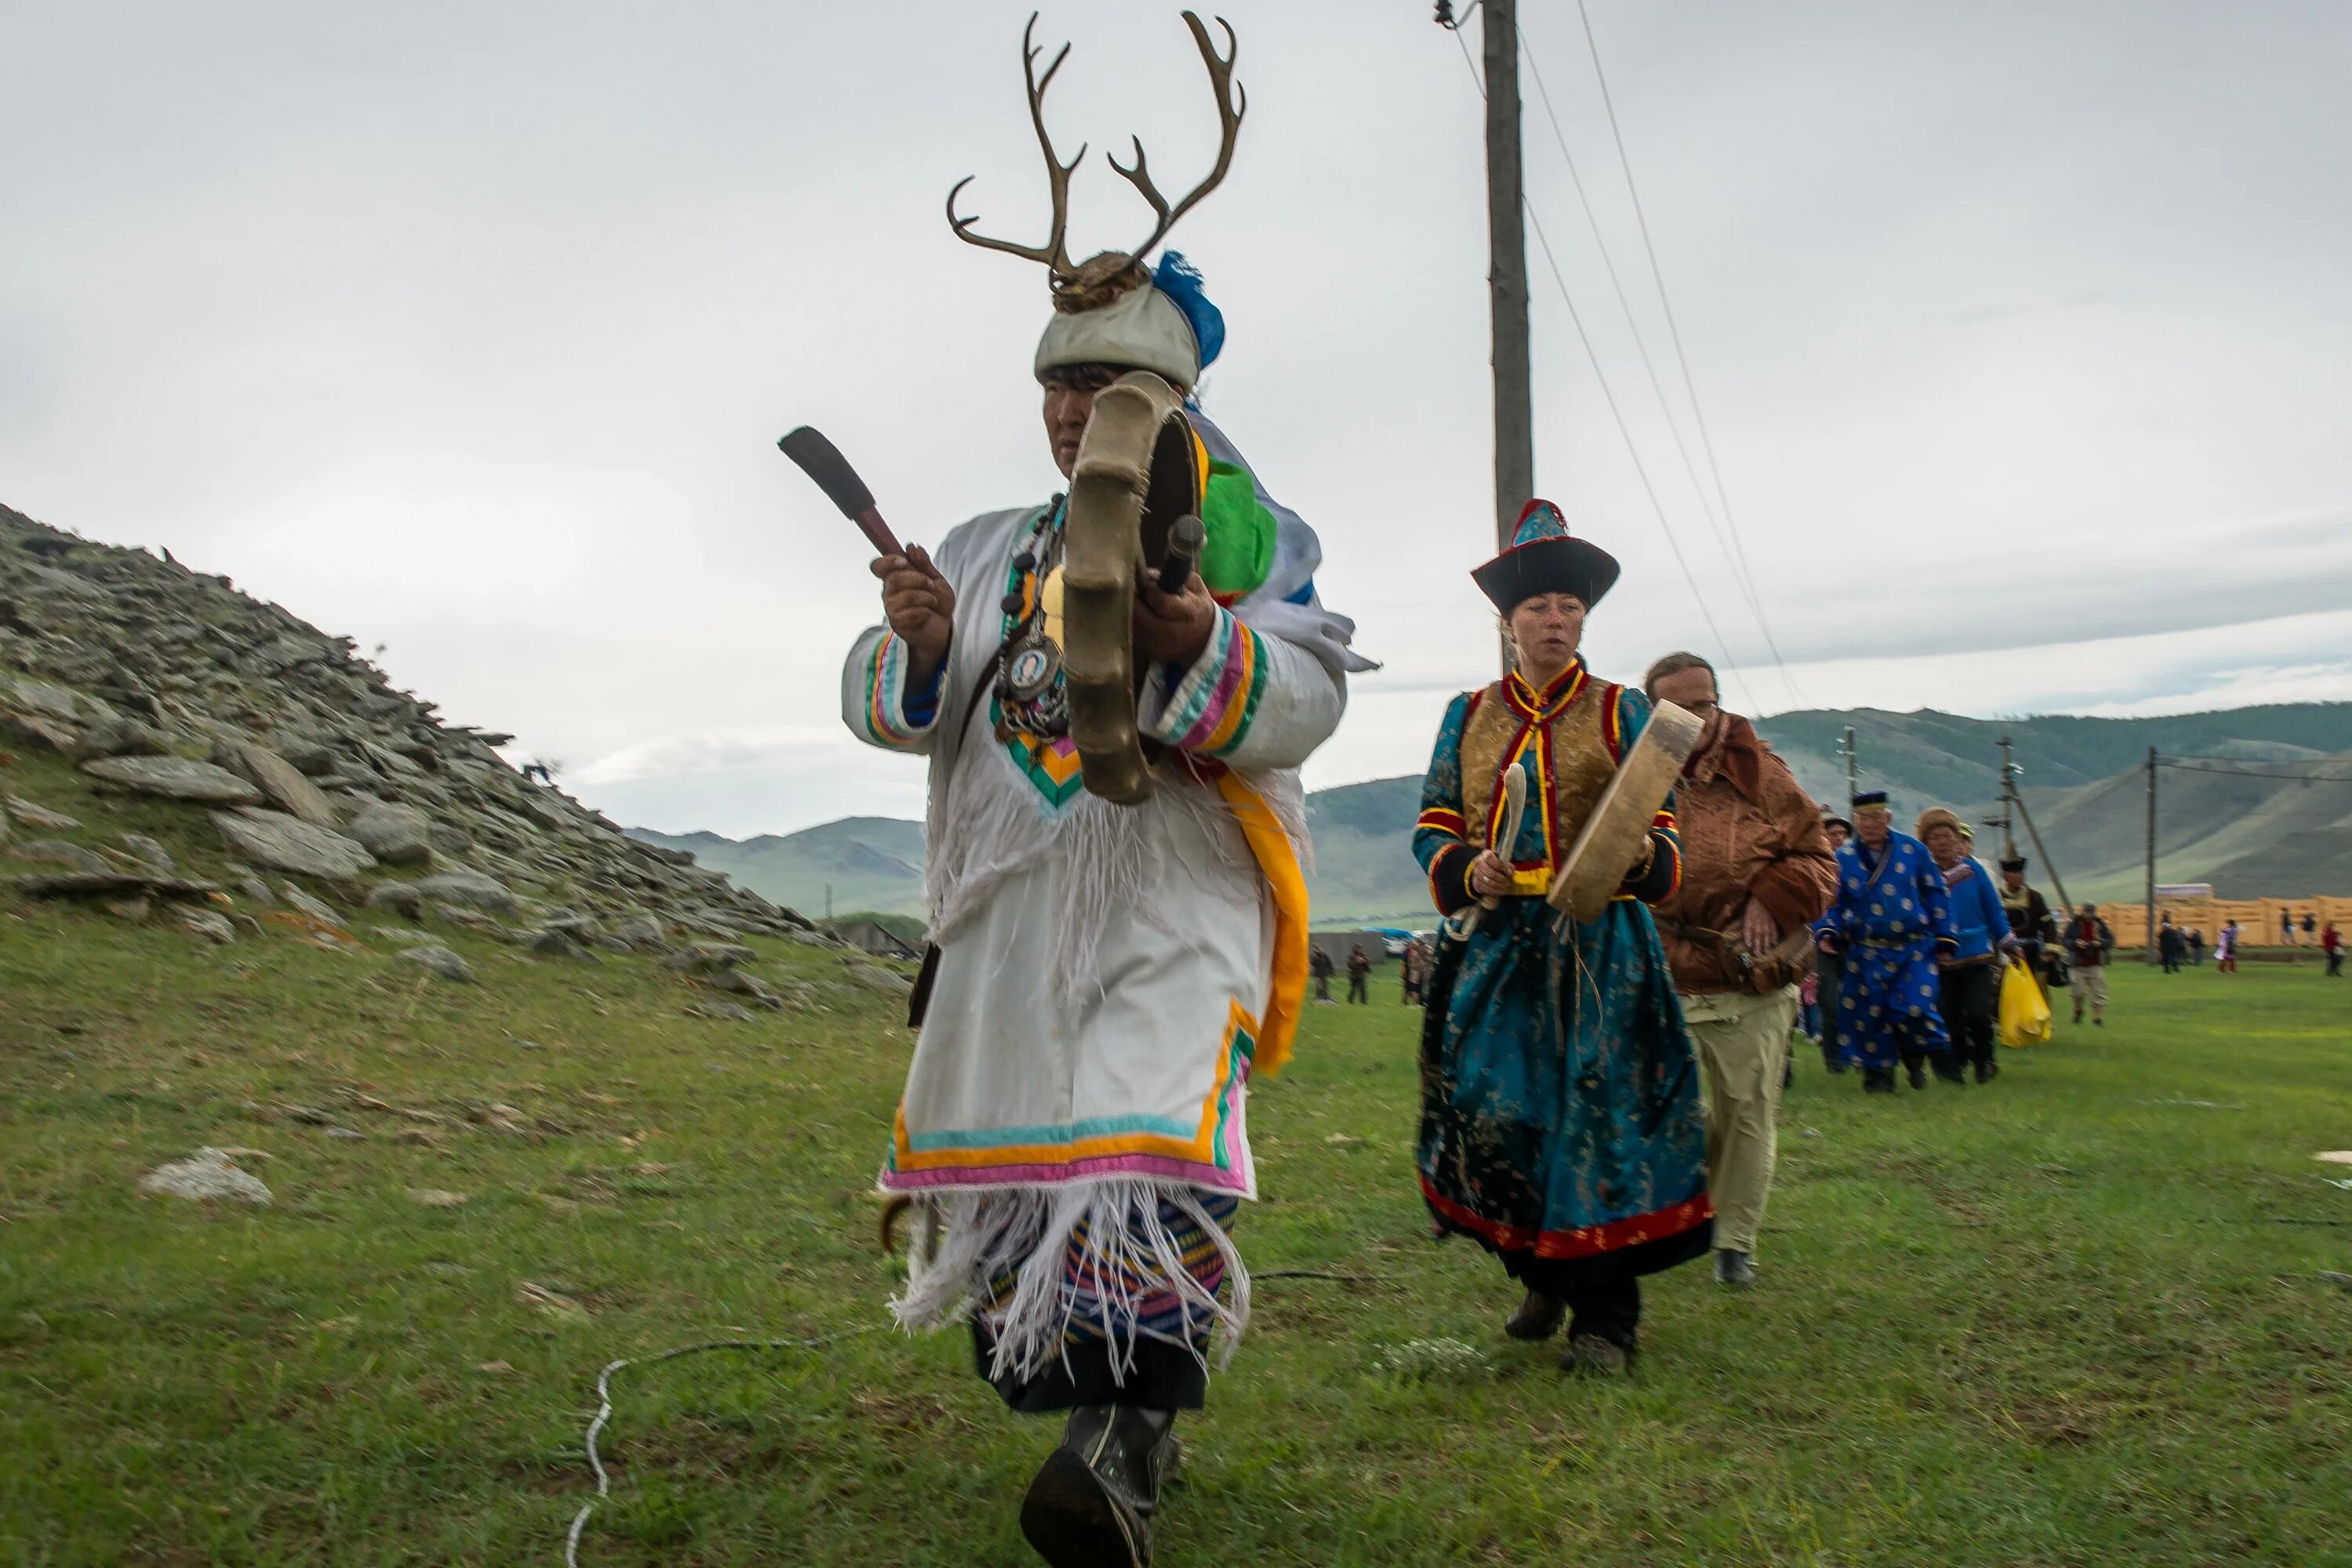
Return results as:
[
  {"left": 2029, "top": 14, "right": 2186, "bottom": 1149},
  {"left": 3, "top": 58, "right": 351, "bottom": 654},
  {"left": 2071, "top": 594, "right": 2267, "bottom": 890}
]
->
[
  {"left": 872, "top": 546, "right": 955, "bottom": 688},
  {"left": 1133, "top": 570, "right": 1217, "bottom": 667}
]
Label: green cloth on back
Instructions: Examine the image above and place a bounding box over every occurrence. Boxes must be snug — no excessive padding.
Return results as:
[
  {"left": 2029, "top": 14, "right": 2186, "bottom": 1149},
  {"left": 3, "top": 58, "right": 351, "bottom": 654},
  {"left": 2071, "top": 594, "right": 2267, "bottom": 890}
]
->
[{"left": 1198, "top": 459, "right": 1276, "bottom": 600}]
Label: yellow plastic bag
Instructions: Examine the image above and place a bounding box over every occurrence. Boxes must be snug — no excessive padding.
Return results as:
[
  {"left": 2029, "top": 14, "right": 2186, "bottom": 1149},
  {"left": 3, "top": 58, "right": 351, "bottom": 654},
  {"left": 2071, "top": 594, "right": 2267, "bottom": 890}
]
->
[{"left": 1998, "top": 958, "right": 2053, "bottom": 1047}]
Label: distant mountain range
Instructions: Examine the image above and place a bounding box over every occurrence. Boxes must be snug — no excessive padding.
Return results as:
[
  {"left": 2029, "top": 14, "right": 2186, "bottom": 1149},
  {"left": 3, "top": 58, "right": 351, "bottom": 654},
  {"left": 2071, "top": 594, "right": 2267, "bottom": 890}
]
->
[{"left": 628, "top": 702, "right": 2352, "bottom": 924}]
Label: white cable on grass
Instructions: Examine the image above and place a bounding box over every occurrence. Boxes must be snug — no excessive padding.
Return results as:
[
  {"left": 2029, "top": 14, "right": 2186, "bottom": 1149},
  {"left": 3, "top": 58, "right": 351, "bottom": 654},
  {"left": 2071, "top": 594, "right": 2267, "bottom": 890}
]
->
[{"left": 562, "top": 1328, "right": 880, "bottom": 1567}]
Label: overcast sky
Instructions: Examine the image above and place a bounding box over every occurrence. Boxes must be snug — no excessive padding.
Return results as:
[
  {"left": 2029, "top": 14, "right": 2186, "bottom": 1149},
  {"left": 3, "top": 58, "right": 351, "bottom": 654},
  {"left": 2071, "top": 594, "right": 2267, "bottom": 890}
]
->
[{"left": 6, "top": 2, "right": 2348, "bottom": 837}]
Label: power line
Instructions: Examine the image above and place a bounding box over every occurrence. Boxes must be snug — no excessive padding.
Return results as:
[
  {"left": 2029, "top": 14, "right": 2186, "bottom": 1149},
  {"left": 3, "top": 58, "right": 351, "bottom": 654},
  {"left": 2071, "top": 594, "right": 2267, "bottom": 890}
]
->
[
  {"left": 2156, "top": 757, "right": 2352, "bottom": 783},
  {"left": 1446, "top": 23, "right": 1760, "bottom": 713},
  {"left": 1515, "top": 28, "right": 1784, "bottom": 691},
  {"left": 1567, "top": 0, "right": 1806, "bottom": 706}
]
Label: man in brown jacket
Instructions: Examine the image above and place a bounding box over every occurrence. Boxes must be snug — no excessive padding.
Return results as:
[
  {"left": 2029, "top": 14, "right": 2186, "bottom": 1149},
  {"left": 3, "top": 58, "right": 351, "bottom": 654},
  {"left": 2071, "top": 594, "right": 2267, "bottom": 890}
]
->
[{"left": 1645, "top": 653, "right": 1839, "bottom": 1290}]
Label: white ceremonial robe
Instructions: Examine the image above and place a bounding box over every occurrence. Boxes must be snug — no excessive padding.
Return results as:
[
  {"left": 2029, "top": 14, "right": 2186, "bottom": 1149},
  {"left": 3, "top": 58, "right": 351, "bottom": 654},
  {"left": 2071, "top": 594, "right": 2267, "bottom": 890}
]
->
[{"left": 839, "top": 425, "right": 1363, "bottom": 1377}]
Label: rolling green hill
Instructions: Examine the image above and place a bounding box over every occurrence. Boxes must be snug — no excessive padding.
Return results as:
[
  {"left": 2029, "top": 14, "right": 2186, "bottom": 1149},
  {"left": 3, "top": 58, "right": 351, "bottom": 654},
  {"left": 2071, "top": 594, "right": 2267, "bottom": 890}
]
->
[
  {"left": 635, "top": 703, "right": 2352, "bottom": 925},
  {"left": 626, "top": 816, "right": 925, "bottom": 917}
]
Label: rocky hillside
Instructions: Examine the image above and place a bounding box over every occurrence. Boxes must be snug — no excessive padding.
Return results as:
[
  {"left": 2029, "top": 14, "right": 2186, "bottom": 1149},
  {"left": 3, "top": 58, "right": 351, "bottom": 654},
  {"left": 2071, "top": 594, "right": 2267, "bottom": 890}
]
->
[{"left": 0, "top": 500, "right": 850, "bottom": 987}]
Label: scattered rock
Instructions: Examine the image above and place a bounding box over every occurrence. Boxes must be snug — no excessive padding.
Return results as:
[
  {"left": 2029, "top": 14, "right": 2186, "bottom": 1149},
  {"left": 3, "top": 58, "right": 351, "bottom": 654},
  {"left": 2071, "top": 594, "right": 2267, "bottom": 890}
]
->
[
  {"left": 67, "top": 713, "right": 172, "bottom": 762},
  {"left": 118, "top": 833, "right": 174, "bottom": 872},
  {"left": 80, "top": 754, "right": 264, "bottom": 804},
  {"left": 408, "top": 1189, "right": 470, "bottom": 1208},
  {"left": 411, "top": 868, "right": 516, "bottom": 913},
  {"left": 9, "top": 839, "right": 111, "bottom": 875},
  {"left": 136, "top": 1148, "right": 272, "bottom": 1205},
  {"left": 432, "top": 902, "right": 510, "bottom": 937},
  {"left": 211, "top": 808, "right": 376, "bottom": 878},
  {"left": 846, "top": 961, "right": 916, "bottom": 998},
  {"left": 426, "top": 820, "right": 474, "bottom": 855},
  {"left": 397, "top": 943, "right": 474, "bottom": 982},
  {"left": 177, "top": 907, "right": 237, "bottom": 944},
  {"left": 706, "top": 968, "right": 785, "bottom": 1009},
  {"left": 5, "top": 795, "right": 81, "bottom": 830},
  {"left": 1, "top": 711, "right": 78, "bottom": 753},
  {"left": 688, "top": 1000, "right": 758, "bottom": 1024},
  {"left": 527, "top": 927, "right": 597, "bottom": 960},
  {"left": 612, "top": 913, "right": 668, "bottom": 951},
  {"left": 278, "top": 882, "right": 339, "bottom": 923},
  {"left": 343, "top": 800, "right": 434, "bottom": 865},
  {"left": 213, "top": 739, "right": 341, "bottom": 827},
  {"left": 10, "top": 869, "right": 220, "bottom": 901},
  {"left": 666, "top": 941, "right": 757, "bottom": 975},
  {"left": 10, "top": 677, "right": 83, "bottom": 723},
  {"left": 366, "top": 881, "right": 426, "bottom": 918},
  {"left": 324, "top": 1126, "right": 365, "bottom": 1140},
  {"left": 517, "top": 1280, "right": 590, "bottom": 1322}
]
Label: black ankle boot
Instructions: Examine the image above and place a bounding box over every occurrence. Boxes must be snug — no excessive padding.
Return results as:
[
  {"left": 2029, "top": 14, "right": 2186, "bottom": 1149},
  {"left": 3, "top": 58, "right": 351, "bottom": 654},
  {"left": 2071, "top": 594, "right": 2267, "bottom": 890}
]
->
[
  {"left": 1505, "top": 1287, "right": 1567, "bottom": 1341},
  {"left": 1021, "top": 1405, "right": 1176, "bottom": 1568}
]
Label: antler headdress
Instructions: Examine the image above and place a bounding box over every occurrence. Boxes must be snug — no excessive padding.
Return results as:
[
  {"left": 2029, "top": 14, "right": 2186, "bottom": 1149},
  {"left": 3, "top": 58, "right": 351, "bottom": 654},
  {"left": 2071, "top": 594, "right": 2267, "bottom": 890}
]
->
[{"left": 947, "top": 10, "right": 1246, "bottom": 314}]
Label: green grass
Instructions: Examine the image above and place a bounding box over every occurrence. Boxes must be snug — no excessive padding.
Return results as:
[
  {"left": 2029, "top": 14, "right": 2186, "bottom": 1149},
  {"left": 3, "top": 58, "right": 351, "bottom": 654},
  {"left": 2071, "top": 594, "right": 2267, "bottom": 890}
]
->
[{"left": 5, "top": 749, "right": 2352, "bottom": 1565}]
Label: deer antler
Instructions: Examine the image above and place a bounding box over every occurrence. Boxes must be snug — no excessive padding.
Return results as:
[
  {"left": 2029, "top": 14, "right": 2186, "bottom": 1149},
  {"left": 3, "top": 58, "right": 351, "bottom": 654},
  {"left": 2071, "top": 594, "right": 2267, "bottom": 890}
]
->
[
  {"left": 945, "top": 13, "right": 1085, "bottom": 272},
  {"left": 1109, "top": 12, "right": 1246, "bottom": 264}
]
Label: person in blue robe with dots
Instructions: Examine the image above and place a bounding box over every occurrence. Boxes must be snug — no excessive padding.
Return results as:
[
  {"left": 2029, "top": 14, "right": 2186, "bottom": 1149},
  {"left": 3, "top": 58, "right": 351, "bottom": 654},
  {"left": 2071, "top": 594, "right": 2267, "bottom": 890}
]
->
[{"left": 1813, "top": 791, "right": 1961, "bottom": 1093}]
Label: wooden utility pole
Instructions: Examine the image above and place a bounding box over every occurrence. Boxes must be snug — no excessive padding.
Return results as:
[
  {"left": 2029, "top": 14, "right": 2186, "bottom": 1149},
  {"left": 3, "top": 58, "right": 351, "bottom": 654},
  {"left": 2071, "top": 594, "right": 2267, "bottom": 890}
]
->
[
  {"left": 1481, "top": 0, "right": 1534, "bottom": 555},
  {"left": 2143, "top": 747, "right": 2158, "bottom": 963},
  {"left": 1995, "top": 738, "right": 2019, "bottom": 862}
]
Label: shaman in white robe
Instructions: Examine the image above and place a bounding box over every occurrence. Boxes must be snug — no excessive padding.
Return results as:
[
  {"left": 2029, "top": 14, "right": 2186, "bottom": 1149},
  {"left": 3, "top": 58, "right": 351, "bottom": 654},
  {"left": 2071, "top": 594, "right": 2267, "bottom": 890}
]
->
[{"left": 839, "top": 412, "right": 1367, "bottom": 1379}]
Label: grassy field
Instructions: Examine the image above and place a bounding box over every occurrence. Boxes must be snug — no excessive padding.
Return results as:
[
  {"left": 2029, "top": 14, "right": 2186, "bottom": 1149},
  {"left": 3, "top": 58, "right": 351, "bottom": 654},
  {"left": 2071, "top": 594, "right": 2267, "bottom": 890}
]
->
[{"left": 6, "top": 761, "right": 2352, "bottom": 1564}]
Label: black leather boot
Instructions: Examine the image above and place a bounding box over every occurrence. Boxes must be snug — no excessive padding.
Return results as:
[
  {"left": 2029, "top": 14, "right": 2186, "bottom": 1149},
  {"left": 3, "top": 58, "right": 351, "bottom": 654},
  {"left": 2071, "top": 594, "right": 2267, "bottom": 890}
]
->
[
  {"left": 1505, "top": 1287, "right": 1567, "bottom": 1341},
  {"left": 1020, "top": 1405, "right": 1176, "bottom": 1568}
]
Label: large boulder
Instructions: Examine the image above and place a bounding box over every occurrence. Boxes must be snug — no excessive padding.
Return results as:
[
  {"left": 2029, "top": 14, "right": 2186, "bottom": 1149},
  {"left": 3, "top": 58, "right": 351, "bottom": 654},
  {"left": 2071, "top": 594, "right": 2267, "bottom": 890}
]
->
[
  {"left": 409, "top": 868, "right": 517, "bottom": 913},
  {"left": 82, "top": 755, "right": 263, "bottom": 805},
  {"left": 9, "top": 839, "right": 111, "bottom": 875},
  {"left": 67, "top": 713, "right": 172, "bottom": 762},
  {"left": 343, "top": 800, "right": 434, "bottom": 865},
  {"left": 213, "top": 740, "right": 340, "bottom": 827},
  {"left": 10, "top": 678, "right": 85, "bottom": 724},
  {"left": 210, "top": 809, "right": 376, "bottom": 878}
]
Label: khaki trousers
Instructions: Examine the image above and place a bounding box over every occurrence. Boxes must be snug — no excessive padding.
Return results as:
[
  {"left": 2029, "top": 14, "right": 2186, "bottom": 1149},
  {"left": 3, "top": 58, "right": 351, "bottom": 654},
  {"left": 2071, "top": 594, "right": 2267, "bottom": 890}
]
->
[{"left": 1679, "top": 984, "right": 1799, "bottom": 1257}]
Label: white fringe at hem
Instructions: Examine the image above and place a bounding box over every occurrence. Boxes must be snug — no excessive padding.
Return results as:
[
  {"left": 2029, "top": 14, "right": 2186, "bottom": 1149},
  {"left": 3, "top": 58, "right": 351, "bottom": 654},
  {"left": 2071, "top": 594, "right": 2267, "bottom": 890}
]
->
[{"left": 890, "top": 1178, "right": 1251, "bottom": 1390}]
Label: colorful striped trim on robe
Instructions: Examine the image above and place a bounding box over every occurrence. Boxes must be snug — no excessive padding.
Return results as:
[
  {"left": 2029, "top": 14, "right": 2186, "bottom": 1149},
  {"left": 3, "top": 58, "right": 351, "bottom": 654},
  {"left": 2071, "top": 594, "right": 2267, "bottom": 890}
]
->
[
  {"left": 885, "top": 999, "right": 1260, "bottom": 1192},
  {"left": 1149, "top": 608, "right": 1269, "bottom": 756},
  {"left": 856, "top": 632, "right": 930, "bottom": 749},
  {"left": 1419, "top": 1176, "right": 1714, "bottom": 1261}
]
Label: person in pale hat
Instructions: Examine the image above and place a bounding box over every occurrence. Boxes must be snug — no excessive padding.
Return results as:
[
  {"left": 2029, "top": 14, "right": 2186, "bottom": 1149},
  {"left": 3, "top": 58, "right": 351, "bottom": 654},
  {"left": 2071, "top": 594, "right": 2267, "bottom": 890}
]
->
[
  {"left": 1412, "top": 500, "right": 1711, "bottom": 1375},
  {"left": 844, "top": 15, "right": 1369, "bottom": 1563},
  {"left": 1916, "top": 806, "right": 2016, "bottom": 1083}
]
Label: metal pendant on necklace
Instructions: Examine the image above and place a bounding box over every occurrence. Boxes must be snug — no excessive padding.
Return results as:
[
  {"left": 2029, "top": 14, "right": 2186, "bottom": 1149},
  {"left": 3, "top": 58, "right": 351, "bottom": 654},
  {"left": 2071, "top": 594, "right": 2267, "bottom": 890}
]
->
[{"left": 994, "top": 528, "right": 1070, "bottom": 742}]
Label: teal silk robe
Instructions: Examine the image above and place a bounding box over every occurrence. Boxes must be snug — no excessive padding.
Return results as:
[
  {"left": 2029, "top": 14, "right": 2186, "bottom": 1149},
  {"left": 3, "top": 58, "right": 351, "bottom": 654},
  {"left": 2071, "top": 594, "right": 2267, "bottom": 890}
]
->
[{"left": 1410, "top": 661, "right": 1712, "bottom": 1279}]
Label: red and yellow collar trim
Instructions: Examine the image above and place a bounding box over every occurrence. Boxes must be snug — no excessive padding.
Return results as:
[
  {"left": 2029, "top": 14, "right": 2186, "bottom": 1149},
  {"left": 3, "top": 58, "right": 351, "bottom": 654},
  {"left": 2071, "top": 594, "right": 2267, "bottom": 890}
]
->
[{"left": 1504, "top": 658, "right": 1587, "bottom": 721}]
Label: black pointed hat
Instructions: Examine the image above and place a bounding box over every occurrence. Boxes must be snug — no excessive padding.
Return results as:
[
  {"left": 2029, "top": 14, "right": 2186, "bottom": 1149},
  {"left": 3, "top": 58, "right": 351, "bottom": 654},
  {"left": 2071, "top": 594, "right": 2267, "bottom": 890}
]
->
[{"left": 1472, "top": 499, "right": 1621, "bottom": 614}]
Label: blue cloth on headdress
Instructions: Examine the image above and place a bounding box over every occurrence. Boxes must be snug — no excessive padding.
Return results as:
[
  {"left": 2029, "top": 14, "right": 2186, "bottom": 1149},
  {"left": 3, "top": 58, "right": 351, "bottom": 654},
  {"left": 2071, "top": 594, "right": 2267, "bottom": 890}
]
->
[
  {"left": 1153, "top": 252, "right": 1224, "bottom": 371},
  {"left": 1512, "top": 500, "right": 1570, "bottom": 547}
]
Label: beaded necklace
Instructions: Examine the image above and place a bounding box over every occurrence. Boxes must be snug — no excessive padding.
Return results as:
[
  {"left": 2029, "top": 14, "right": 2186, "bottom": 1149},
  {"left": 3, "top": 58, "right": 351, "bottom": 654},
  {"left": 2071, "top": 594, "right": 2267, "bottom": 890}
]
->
[{"left": 993, "top": 495, "right": 1069, "bottom": 742}]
